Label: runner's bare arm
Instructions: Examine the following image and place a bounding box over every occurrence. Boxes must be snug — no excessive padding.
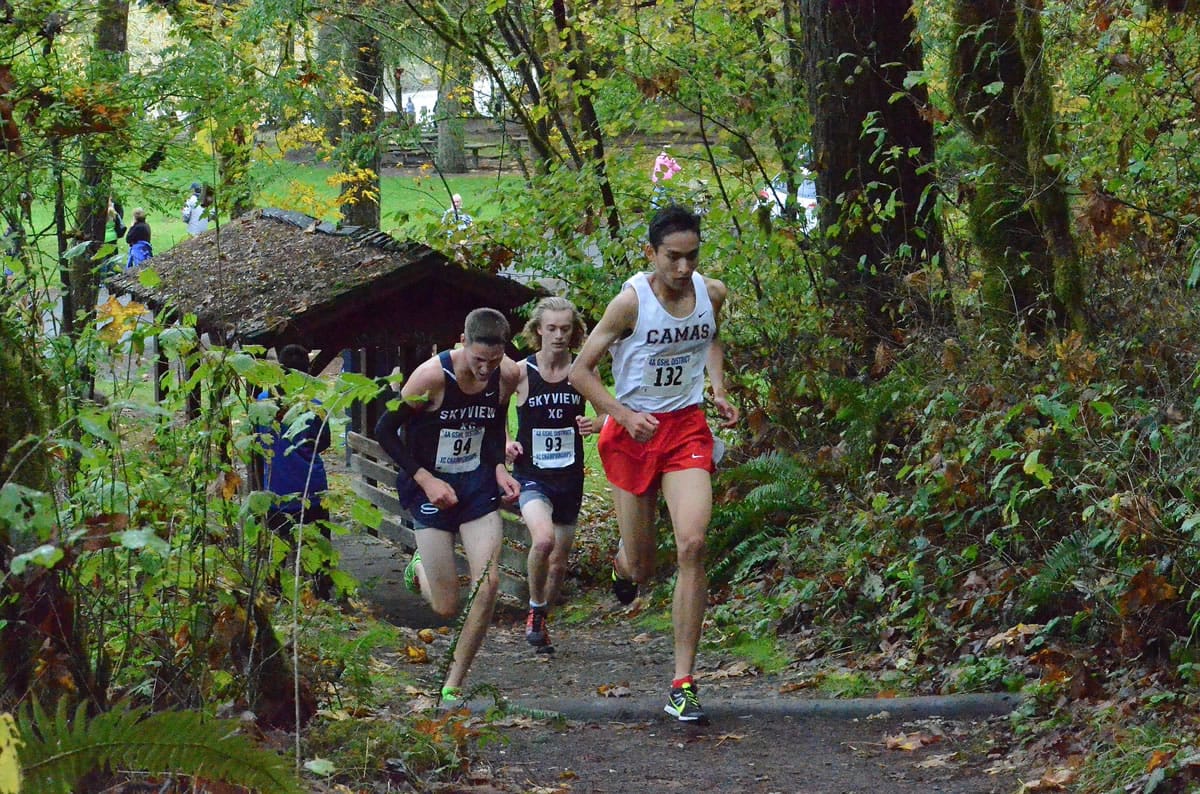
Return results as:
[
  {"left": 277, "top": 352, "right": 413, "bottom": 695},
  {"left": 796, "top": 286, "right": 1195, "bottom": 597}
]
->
[
  {"left": 504, "top": 357, "right": 526, "bottom": 464},
  {"left": 575, "top": 366, "right": 606, "bottom": 435},
  {"left": 704, "top": 277, "right": 739, "bottom": 427},
  {"left": 495, "top": 356, "right": 522, "bottom": 500},
  {"left": 569, "top": 289, "right": 659, "bottom": 441}
]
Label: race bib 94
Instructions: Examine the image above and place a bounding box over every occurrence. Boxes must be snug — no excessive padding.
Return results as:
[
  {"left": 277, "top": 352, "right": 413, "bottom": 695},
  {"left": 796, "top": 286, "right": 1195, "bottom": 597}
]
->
[{"left": 435, "top": 427, "right": 484, "bottom": 473}]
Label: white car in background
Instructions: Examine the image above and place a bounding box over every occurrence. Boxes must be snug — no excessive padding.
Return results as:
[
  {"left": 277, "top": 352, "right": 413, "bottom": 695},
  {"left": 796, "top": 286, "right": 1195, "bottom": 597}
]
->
[{"left": 757, "top": 169, "right": 819, "bottom": 232}]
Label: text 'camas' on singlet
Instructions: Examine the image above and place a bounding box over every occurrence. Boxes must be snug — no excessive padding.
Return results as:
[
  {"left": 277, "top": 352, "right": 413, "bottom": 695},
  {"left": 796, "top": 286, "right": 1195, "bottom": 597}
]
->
[{"left": 608, "top": 271, "right": 717, "bottom": 413}]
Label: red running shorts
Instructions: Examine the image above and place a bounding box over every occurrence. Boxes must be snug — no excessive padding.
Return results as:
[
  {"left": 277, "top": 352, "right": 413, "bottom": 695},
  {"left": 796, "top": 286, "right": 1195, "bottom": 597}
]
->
[{"left": 597, "top": 404, "right": 714, "bottom": 496}]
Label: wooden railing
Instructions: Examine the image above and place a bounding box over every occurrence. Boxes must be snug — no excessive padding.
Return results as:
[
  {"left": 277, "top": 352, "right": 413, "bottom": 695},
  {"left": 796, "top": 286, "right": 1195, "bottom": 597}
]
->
[{"left": 346, "top": 431, "right": 530, "bottom": 602}]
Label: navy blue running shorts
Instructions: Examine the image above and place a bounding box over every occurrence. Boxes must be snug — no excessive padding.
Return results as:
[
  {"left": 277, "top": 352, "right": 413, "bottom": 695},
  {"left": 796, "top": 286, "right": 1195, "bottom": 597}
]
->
[
  {"left": 396, "top": 469, "right": 500, "bottom": 532},
  {"left": 517, "top": 476, "right": 583, "bottom": 526}
]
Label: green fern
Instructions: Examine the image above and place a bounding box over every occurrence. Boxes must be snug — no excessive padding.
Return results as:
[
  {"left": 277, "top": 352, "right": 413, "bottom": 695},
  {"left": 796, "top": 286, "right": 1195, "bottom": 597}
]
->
[
  {"left": 712, "top": 533, "right": 791, "bottom": 585},
  {"left": 18, "top": 700, "right": 302, "bottom": 794},
  {"left": 708, "top": 452, "right": 820, "bottom": 586},
  {"left": 1023, "top": 530, "right": 1092, "bottom": 608}
]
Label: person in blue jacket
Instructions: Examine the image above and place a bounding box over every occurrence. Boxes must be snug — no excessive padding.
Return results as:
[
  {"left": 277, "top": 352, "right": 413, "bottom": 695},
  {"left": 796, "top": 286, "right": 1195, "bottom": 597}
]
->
[
  {"left": 255, "top": 344, "right": 334, "bottom": 598},
  {"left": 124, "top": 208, "right": 152, "bottom": 269}
]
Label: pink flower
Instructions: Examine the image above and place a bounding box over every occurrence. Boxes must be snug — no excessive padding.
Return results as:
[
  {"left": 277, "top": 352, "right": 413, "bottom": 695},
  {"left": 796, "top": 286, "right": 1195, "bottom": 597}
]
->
[{"left": 651, "top": 152, "right": 681, "bottom": 183}]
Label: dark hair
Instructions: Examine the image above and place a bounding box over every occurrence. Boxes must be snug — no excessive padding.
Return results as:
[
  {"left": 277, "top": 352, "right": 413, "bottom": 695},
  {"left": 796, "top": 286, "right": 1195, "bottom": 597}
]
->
[
  {"left": 464, "top": 307, "right": 510, "bottom": 347},
  {"left": 648, "top": 204, "right": 701, "bottom": 249},
  {"left": 278, "top": 344, "right": 310, "bottom": 373}
]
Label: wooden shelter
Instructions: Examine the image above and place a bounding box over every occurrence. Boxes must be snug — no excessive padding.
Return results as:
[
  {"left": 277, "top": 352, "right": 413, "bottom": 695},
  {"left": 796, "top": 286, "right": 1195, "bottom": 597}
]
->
[{"left": 109, "top": 208, "right": 541, "bottom": 432}]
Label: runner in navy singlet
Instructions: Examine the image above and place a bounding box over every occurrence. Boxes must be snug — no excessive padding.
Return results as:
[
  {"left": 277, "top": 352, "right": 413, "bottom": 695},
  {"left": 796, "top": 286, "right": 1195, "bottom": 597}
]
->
[
  {"left": 505, "top": 297, "right": 601, "bottom": 651},
  {"left": 375, "top": 308, "right": 521, "bottom": 706}
]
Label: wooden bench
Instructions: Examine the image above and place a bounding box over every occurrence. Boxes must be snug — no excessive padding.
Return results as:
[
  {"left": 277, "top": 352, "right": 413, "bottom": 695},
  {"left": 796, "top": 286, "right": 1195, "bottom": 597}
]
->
[
  {"left": 346, "top": 431, "right": 530, "bottom": 602},
  {"left": 464, "top": 142, "right": 494, "bottom": 169}
]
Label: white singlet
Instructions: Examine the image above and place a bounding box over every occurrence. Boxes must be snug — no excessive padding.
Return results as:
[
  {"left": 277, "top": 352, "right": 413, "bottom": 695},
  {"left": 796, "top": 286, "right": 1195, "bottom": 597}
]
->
[{"left": 608, "top": 271, "right": 717, "bottom": 413}]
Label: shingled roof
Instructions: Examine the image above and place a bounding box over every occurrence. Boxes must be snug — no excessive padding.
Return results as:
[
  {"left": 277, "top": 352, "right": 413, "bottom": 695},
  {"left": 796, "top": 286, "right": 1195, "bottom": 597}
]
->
[{"left": 107, "top": 208, "right": 540, "bottom": 352}]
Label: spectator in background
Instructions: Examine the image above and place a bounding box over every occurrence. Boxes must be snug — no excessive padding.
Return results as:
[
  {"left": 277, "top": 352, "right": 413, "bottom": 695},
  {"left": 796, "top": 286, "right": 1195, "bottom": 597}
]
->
[
  {"left": 2, "top": 216, "right": 18, "bottom": 279},
  {"left": 125, "top": 208, "right": 152, "bottom": 269},
  {"left": 255, "top": 344, "right": 335, "bottom": 599},
  {"left": 106, "top": 197, "right": 126, "bottom": 246},
  {"left": 442, "top": 193, "right": 473, "bottom": 231},
  {"left": 182, "top": 182, "right": 209, "bottom": 236},
  {"left": 99, "top": 197, "right": 126, "bottom": 278}
]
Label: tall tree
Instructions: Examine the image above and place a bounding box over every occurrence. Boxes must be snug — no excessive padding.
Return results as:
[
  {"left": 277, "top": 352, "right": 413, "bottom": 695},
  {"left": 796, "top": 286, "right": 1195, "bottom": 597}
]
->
[
  {"left": 950, "top": 0, "right": 1085, "bottom": 333},
  {"left": 434, "top": 45, "right": 470, "bottom": 175},
  {"left": 801, "top": 0, "right": 945, "bottom": 363},
  {"left": 71, "top": 0, "right": 130, "bottom": 335},
  {"left": 339, "top": 19, "right": 383, "bottom": 227}
]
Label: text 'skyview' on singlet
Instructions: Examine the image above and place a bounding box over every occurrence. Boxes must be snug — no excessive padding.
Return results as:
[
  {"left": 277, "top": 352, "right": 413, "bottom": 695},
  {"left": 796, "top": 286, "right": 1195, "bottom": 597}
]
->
[
  {"left": 608, "top": 271, "right": 717, "bottom": 413},
  {"left": 513, "top": 354, "right": 586, "bottom": 482},
  {"left": 405, "top": 351, "right": 502, "bottom": 476}
]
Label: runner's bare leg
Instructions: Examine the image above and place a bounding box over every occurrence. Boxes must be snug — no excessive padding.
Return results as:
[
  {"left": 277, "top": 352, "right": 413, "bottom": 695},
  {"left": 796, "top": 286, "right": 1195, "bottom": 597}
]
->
[
  {"left": 522, "top": 499, "right": 555, "bottom": 604},
  {"left": 544, "top": 523, "right": 576, "bottom": 607},
  {"left": 611, "top": 483, "right": 658, "bottom": 582},
  {"left": 443, "top": 511, "right": 503, "bottom": 689},
  {"left": 662, "top": 468, "right": 712, "bottom": 680}
]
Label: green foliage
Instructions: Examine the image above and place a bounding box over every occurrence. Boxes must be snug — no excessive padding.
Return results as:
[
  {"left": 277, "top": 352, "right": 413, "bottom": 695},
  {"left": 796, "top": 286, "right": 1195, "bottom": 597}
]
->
[
  {"left": 0, "top": 313, "right": 55, "bottom": 493},
  {"left": 17, "top": 700, "right": 301, "bottom": 793},
  {"left": 306, "top": 709, "right": 483, "bottom": 783},
  {"left": 708, "top": 452, "right": 822, "bottom": 586}
]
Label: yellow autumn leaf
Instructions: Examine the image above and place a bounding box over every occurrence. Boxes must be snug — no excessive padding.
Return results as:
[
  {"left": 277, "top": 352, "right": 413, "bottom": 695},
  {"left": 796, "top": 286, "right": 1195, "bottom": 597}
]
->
[
  {"left": 885, "top": 731, "right": 940, "bottom": 751},
  {"left": 96, "top": 296, "right": 147, "bottom": 344},
  {"left": 0, "top": 712, "right": 22, "bottom": 794},
  {"left": 209, "top": 470, "right": 242, "bottom": 501},
  {"left": 404, "top": 645, "right": 429, "bottom": 663},
  {"left": 417, "top": 628, "right": 436, "bottom": 644}
]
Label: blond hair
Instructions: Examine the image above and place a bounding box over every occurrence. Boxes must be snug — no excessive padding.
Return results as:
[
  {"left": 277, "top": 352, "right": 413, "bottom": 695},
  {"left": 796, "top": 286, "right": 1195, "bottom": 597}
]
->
[{"left": 521, "top": 296, "right": 586, "bottom": 350}]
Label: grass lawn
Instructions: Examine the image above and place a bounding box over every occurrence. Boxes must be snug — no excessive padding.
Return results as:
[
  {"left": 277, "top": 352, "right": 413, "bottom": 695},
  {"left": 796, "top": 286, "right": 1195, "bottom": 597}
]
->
[{"left": 14, "top": 155, "right": 523, "bottom": 280}]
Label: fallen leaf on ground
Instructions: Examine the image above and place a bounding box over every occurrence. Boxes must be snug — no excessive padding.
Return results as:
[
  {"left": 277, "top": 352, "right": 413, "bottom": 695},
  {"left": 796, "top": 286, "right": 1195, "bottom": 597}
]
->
[
  {"left": 1018, "top": 767, "right": 1076, "bottom": 791},
  {"left": 699, "top": 660, "right": 757, "bottom": 680},
  {"left": 404, "top": 645, "right": 429, "bottom": 663},
  {"left": 779, "top": 679, "right": 815, "bottom": 693},
  {"left": 885, "top": 732, "right": 942, "bottom": 751},
  {"left": 597, "top": 684, "right": 632, "bottom": 698},
  {"left": 631, "top": 632, "right": 654, "bottom": 643},
  {"left": 915, "top": 753, "right": 958, "bottom": 769},
  {"left": 1146, "top": 749, "right": 1174, "bottom": 772},
  {"left": 418, "top": 628, "right": 436, "bottom": 644},
  {"left": 406, "top": 694, "right": 439, "bottom": 712},
  {"left": 986, "top": 623, "right": 1044, "bottom": 650}
]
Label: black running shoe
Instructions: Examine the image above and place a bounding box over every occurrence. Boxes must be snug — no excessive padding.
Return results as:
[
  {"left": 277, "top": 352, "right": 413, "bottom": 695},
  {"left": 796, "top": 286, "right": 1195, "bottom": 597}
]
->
[
  {"left": 611, "top": 564, "right": 637, "bottom": 605},
  {"left": 664, "top": 681, "right": 707, "bottom": 723},
  {"left": 525, "top": 607, "right": 551, "bottom": 647}
]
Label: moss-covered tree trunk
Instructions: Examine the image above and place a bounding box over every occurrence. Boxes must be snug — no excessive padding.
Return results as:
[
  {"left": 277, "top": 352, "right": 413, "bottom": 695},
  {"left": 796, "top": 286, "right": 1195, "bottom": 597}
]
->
[
  {"left": 338, "top": 20, "right": 382, "bottom": 228},
  {"left": 950, "top": 0, "right": 1085, "bottom": 334},
  {"left": 550, "top": 0, "right": 621, "bottom": 239},
  {"left": 0, "top": 314, "right": 60, "bottom": 709},
  {"left": 435, "top": 48, "right": 471, "bottom": 174},
  {"left": 801, "top": 0, "right": 947, "bottom": 366}
]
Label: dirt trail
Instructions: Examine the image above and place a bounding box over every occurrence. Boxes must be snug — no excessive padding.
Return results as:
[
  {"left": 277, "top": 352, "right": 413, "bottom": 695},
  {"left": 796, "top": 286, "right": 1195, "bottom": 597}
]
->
[{"left": 337, "top": 534, "right": 1024, "bottom": 793}]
